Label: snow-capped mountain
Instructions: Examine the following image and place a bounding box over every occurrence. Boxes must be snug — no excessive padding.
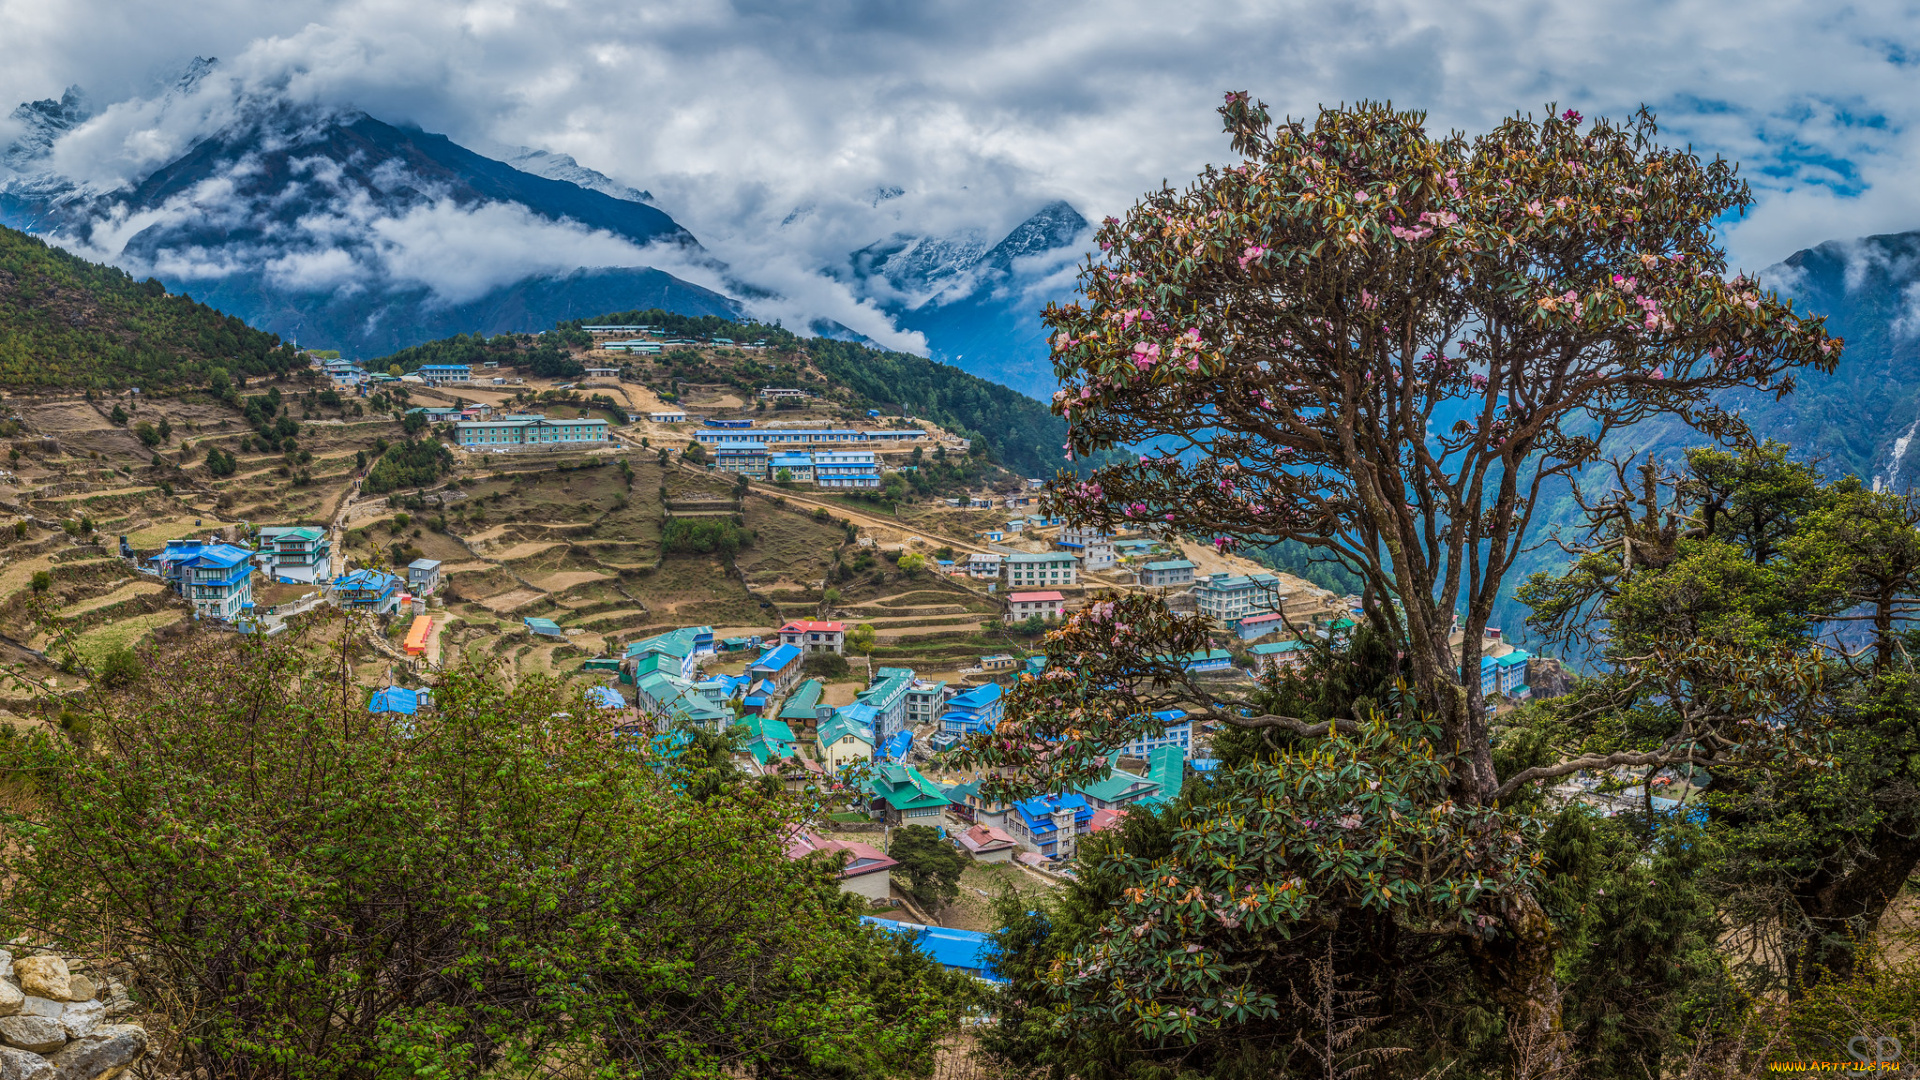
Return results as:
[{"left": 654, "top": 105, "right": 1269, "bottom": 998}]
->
[
  {"left": 486, "top": 145, "right": 656, "bottom": 206},
  {"left": 0, "top": 60, "right": 734, "bottom": 356},
  {"left": 0, "top": 60, "right": 1088, "bottom": 395},
  {"left": 842, "top": 200, "right": 1090, "bottom": 398}
]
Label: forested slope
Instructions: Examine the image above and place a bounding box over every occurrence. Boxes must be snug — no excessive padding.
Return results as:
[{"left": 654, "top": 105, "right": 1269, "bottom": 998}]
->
[{"left": 0, "top": 225, "right": 303, "bottom": 389}]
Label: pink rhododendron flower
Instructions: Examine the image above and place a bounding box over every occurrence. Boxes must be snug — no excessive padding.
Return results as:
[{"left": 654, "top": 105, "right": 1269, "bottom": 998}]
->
[
  {"left": 1561, "top": 108, "right": 1582, "bottom": 123},
  {"left": 1238, "top": 244, "right": 1268, "bottom": 269}
]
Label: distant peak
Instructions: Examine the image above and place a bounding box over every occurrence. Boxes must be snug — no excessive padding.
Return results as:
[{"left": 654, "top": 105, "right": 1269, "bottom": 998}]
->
[
  {"left": 5, "top": 85, "right": 93, "bottom": 169},
  {"left": 175, "top": 57, "right": 219, "bottom": 95}
]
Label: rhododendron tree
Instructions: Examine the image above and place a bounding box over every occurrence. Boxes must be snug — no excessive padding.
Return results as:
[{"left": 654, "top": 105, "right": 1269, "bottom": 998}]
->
[
  {"left": 958, "top": 97, "right": 1844, "bottom": 1069},
  {"left": 1044, "top": 96, "right": 1837, "bottom": 795}
]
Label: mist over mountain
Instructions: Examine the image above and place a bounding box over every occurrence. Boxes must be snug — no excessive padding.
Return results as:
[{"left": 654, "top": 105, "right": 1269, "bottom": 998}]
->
[
  {"left": 1748, "top": 231, "right": 1920, "bottom": 491},
  {"left": 839, "top": 200, "right": 1089, "bottom": 399},
  {"left": 0, "top": 60, "right": 1096, "bottom": 397}
]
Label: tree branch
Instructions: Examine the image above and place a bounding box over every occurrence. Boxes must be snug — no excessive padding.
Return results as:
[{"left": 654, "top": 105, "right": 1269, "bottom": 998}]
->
[{"left": 1492, "top": 747, "right": 1706, "bottom": 804}]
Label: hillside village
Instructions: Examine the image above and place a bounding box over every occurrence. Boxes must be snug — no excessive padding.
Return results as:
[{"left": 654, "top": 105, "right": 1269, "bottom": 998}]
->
[{"left": 0, "top": 317, "right": 1563, "bottom": 950}]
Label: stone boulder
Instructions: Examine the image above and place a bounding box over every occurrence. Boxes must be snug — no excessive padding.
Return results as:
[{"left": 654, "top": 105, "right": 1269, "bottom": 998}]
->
[
  {"left": 6, "top": 962, "right": 64, "bottom": 1005},
  {"left": 0, "top": 1046, "right": 53, "bottom": 1080},
  {"left": 0, "top": 1016, "right": 64, "bottom": 1055},
  {"left": 46, "top": 1025, "right": 145, "bottom": 1080},
  {"left": 0, "top": 983, "right": 20, "bottom": 1019},
  {"left": 54, "top": 1001, "right": 103, "bottom": 1042}
]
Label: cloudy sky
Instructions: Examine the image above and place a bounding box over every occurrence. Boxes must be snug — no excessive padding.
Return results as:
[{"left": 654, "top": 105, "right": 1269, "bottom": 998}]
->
[{"left": 2, "top": 0, "right": 1918, "bottom": 300}]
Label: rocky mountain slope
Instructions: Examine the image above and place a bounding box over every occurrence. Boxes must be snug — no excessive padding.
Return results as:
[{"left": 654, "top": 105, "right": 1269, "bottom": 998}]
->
[
  {"left": 841, "top": 201, "right": 1089, "bottom": 400},
  {"left": 0, "top": 63, "right": 732, "bottom": 358}
]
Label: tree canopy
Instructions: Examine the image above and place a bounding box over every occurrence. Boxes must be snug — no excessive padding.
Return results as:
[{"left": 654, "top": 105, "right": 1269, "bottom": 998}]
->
[
  {"left": 0, "top": 625, "right": 965, "bottom": 1078},
  {"left": 956, "top": 96, "right": 1843, "bottom": 1070}
]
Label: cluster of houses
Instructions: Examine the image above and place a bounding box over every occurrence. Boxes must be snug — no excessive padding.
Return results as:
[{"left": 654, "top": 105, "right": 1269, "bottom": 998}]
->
[
  {"left": 136, "top": 531, "right": 444, "bottom": 626},
  {"left": 591, "top": 615, "right": 1204, "bottom": 876},
  {"left": 582, "top": 323, "right": 769, "bottom": 353},
  {"left": 314, "top": 357, "right": 520, "bottom": 391}
]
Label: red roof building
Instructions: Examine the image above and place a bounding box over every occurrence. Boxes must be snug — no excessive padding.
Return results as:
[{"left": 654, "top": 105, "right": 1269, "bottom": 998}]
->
[
  {"left": 785, "top": 829, "right": 898, "bottom": 901},
  {"left": 778, "top": 619, "right": 848, "bottom": 654},
  {"left": 957, "top": 823, "right": 1018, "bottom": 863},
  {"left": 1005, "top": 591, "right": 1067, "bottom": 624}
]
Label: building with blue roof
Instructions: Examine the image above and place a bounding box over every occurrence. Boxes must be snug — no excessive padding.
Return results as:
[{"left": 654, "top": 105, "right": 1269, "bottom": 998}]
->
[
  {"left": 751, "top": 642, "right": 804, "bottom": 694},
  {"left": 694, "top": 428, "right": 927, "bottom": 447},
  {"left": 769, "top": 451, "right": 815, "bottom": 482},
  {"left": 715, "top": 442, "right": 771, "bottom": 476},
  {"left": 369, "top": 686, "right": 429, "bottom": 714},
  {"left": 1123, "top": 709, "right": 1193, "bottom": 759},
  {"left": 1009, "top": 794, "right": 1093, "bottom": 859},
  {"left": 416, "top": 364, "right": 471, "bottom": 384},
  {"left": 174, "top": 542, "right": 256, "bottom": 621},
  {"left": 586, "top": 686, "right": 626, "bottom": 709},
  {"left": 860, "top": 917, "right": 1004, "bottom": 983},
  {"left": 330, "top": 568, "right": 402, "bottom": 615},
  {"left": 942, "top": 683, "right": 1005, "bottom": 737},
  {"left": 812, "top": 450, "right": 881, "bottom": 488},
  {"left": 880, "top": 729, "right": 914, "bottom": 761}
]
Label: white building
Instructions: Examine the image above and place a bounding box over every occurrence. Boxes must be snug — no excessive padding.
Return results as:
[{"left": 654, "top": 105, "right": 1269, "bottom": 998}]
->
[
  {"left": 1005, "top": 552, "right": 1078, "bottom": 588},
  {"left": 1058, "top": 525, "right": 1116, "bottom": 572},
  {"left": 965, "top": 553, "right": 1003, "bottom": 580}
]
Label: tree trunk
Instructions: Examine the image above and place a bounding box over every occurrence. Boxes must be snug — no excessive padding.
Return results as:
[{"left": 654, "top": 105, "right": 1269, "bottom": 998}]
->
[
  {"left": 1793, "top": 828, "right": 1920, "bottom": 992},
  {"left": 1470, "top": 890, "right": 1574, "bottom": 1079}
]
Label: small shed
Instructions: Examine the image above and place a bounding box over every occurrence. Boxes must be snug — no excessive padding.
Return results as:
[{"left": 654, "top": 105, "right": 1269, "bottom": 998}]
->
[{"left": 525, "top": 617, "right": 566, "bottom": 639}]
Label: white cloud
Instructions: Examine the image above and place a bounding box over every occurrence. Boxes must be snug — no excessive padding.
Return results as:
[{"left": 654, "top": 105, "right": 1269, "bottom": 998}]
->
[{"left": 7, "top": 0, "right": 1920, "bottom": 328}]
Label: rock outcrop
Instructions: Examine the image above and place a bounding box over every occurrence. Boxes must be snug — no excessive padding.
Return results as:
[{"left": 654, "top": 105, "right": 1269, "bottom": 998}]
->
[{"left": 0, "top": 948, "right": 144, "bottom": 1079}]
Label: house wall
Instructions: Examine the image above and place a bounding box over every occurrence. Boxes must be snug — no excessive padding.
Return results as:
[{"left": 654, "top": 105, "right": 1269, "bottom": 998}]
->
[
  {"left": 822, "top": 735, "right": 872, "bottom": 771},
  {"left": 840, "top": 869, "right": 894, "bottom": 902}
]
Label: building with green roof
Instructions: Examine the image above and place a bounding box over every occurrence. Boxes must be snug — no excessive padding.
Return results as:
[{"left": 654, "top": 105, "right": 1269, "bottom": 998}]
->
[
  {"left": 1076, "top": 768, "right": 1161, "bottom": 810},
  {"left": 858, "top": 671, "right": 914, "bottom": 746},
  {"left": 624, "top": 627, "right": 705, "bottom": 682},
  {"left": 1138, "top": 745, "right": 1186, "bottom": 808},
  {"left": 869, "top": 762, "right": 949, "bottom": 825},
  {"left": 634, "top": 670, "right": 732, "bottom": 732},
  {"left": 738, "top": 716, "right": 798, "bottom": 766},
  {"left": 778, "top": 678, "right": 825, "bottom": 727},
  {"left": 1251, "top": 638, "right": 1311, "bottom": 675}
]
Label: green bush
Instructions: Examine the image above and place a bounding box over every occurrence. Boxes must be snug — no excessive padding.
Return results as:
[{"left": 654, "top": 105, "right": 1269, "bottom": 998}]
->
[
  {"left": 662, "top": 517, "right": 752, "bottom": 556},
  {"left": 363, "top": 439, "right": 453, "bottom": 495},
  {"left": 0, "top": 633, "right": 967, "bottom": 1078}
]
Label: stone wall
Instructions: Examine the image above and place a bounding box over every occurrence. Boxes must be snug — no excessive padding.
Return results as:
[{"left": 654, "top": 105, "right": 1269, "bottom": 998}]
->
[{"left": 0, "top": 945, "right": 145, "bottom": 1080}]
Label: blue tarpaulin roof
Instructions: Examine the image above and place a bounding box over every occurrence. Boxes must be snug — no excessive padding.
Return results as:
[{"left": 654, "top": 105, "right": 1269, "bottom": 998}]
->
[
  {"left": 587, "top": 686, "right": 625, "bottom": 709},
  {"left": 370, "top": 686, "right": 424, "bottom": 714},
  {"left": 861, "top": 917, "right": 1002, "bottom": 981},
  {"left": 881, "top": 730, "right": 913, "bottom": 761}
]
